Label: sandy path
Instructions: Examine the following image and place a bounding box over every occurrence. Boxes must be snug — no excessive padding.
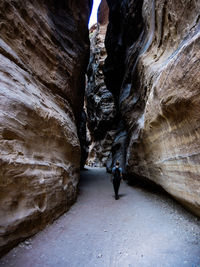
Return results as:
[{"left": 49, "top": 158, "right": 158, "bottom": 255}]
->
[{"left": 0, "top": 167, "right": 200, "bottom": 267}]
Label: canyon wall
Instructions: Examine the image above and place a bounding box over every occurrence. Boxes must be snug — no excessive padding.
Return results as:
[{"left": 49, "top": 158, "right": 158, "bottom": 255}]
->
[
  {"left": 104, "top": 0, "right": 200, "bottom": 216},
  {"left": 86, "top": 0, "right": 117, "bottom": 167},
  {"left": 0, "top": 0, "right": 91, "bottom": 255}
]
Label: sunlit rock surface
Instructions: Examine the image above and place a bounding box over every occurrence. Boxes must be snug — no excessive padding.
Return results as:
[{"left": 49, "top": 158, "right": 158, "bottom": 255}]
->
[
  {"left": 0, "top": 0, "right": 91, "bottom": 255},
  {"left": 86, "top": 0, "right": 117, "bottom": 167},
  {"left": 104, "top": 0, "right": 200, "bottom": 216}
]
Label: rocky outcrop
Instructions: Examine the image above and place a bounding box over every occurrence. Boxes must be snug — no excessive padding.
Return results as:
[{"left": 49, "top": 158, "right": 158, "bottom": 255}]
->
[
  {"left": 0, "top": 0, "right": 91, "bottom": 255},
  {"left": 98, "top": 0, "right": 109, "bottom": 26},
  {"left": 104, "top": 0, "right": 200, "bottom": 216},
  {"left": 86, "top": 0, "right": 117, "bottom": 167}
]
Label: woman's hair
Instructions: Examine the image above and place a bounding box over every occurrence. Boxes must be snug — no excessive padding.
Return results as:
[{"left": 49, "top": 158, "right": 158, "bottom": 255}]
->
[{"left": 116, "top": 161, "right": 120, "bottom": 166}]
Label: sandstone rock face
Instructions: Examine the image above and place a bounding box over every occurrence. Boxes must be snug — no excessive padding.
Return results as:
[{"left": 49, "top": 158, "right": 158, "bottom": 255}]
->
[
  {"left": 0, "top": 0, "right": 91, "bottom": 255},
  {"left": 105, "top": 0, "right": 200, "bottom": 216},
  {"left": 86, "top": 1, "right": 117, "bottom": 167},
  {"left": 98, "top": 0, "right": 109, "bottom": 26},
  {"left": 78, "top": 109, "right": 89, "bottom": 169}
]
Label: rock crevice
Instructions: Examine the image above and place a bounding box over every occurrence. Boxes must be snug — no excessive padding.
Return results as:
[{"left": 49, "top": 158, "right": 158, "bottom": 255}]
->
[{"left": 85, "top": 0, "right": 117, "bottom": 167}]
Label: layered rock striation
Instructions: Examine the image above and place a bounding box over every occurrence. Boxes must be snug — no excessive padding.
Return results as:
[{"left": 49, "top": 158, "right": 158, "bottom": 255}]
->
[
  {"left": 0, "top": 0, "right": 91, "bottom": 255},
  {"left": 86, "top": 0, "right": 117, "bottom": 167},
  {"left": 104, "top": 0, "right": 200, "bottom": 216}
]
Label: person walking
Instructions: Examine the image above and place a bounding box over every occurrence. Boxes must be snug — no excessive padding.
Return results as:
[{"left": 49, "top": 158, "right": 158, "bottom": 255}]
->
[{"left": 111, "top": 161, "right": 123, "bottom": 200}]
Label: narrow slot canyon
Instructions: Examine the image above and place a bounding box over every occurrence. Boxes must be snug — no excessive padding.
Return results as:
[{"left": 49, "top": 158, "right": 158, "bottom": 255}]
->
[{"left": 0, "top": 0, "right": 200, "bottom": 266}]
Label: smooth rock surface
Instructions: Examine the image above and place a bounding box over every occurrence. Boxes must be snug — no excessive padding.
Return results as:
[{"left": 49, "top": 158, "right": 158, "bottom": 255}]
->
[
  {"left": 104, "top": 0, "right": 200, "bottom": 216},
  {"left": 0, "top": 0, "right": 91, "bottom": 255}
]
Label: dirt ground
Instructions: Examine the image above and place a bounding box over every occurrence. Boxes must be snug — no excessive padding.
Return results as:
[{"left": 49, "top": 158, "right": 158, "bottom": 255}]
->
[{"left": 0, "top": 167, "right": 200, "bottom": 267}]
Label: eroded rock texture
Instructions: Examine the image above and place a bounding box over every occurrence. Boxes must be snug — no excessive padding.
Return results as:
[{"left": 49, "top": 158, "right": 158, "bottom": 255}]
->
[
  {"left": 86, "top": 0, "right": 117, "bottom": 167},
  {"left": 105, "top": 0, "right": 200, "bottom": 216},
  {"left": 0, "top": 0, "right": 91, "bottom": 255}
]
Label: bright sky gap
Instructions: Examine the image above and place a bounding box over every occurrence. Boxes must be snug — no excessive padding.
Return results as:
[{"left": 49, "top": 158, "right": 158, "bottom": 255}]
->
[{"left": 88, "top": 0, "right": 102, "bottom": 28}]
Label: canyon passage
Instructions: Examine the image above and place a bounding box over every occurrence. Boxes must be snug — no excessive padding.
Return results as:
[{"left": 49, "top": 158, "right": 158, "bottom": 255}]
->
[
  {"left": 1, "top": 168, "right": 200, "bottom": 267},
  {"left": 0, "top": 0, "right": 200, "bottom": 265}
]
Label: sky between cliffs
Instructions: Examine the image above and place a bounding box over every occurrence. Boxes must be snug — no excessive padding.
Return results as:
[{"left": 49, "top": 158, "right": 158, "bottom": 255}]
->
[{"left": 89, "top": 0, "right": 102, "bottom": 28}]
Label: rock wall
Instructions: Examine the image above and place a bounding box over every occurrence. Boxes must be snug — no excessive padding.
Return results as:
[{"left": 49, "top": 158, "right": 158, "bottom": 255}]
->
[
  {"left": 0, "top": 0, "right": 91, "bottom": 255},
  {"left": 86, "top": 0, "right": 117, "bottom": 167},
  {"left": 104, "top": 0, "right": 200, "bottom": 216}
]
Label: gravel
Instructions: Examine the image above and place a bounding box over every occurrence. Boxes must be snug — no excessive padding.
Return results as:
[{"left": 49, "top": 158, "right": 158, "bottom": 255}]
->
[{"left": 0, "top": 167, "right": 200, "bottom": 267}]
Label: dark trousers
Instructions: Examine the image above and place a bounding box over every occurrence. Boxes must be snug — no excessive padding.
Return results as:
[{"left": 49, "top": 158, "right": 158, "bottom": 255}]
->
[{"left": 113, "top": 179, "right": 121, "bottom": 197}]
